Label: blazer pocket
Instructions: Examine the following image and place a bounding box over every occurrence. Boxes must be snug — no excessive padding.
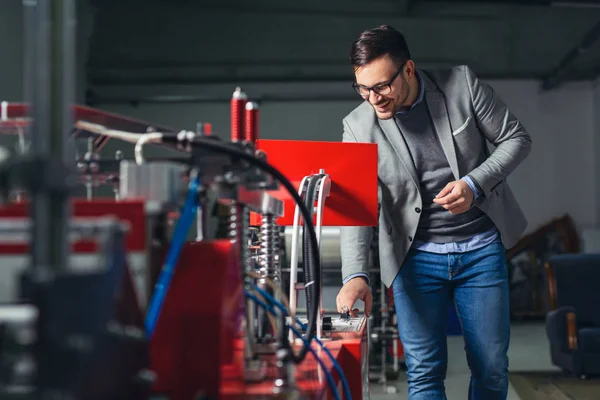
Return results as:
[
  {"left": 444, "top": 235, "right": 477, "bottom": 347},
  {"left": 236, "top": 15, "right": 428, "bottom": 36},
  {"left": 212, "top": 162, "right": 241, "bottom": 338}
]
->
[{"left": 452, "top": 116, "right": 472, "bottom": 137}]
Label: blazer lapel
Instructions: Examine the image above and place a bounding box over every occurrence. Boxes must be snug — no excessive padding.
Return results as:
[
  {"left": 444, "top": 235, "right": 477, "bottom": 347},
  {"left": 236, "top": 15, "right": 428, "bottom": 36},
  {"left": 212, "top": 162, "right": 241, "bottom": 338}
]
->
[
  {"left": 425, "top": 91, "right": 460, "bottom": 180},
  {"left": 378, "top": 118, "right": 420, "bottom": 190}
]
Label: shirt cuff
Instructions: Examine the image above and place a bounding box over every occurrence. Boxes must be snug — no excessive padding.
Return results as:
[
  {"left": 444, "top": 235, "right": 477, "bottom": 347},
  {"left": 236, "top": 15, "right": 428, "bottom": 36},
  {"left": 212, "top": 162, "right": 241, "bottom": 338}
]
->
[
  {"left": 461, "top": 175, "right": 481, "bottom": 200},
  {"left": 343, "top": 273, "right": 370, "bottom": 285}
]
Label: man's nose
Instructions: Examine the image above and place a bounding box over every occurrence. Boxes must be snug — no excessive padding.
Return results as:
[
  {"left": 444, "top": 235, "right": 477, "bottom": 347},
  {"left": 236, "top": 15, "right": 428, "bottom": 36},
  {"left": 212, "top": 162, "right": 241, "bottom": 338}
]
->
[{"left": 369, "top": 91, "right": 381, "bottom": 104}]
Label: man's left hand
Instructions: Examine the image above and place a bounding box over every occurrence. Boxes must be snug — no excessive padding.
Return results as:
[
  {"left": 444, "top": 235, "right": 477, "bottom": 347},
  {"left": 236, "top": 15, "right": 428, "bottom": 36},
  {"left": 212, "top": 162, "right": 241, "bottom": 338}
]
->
[{"left": 433, "top": 180, "right": 474, "bottom": 215}]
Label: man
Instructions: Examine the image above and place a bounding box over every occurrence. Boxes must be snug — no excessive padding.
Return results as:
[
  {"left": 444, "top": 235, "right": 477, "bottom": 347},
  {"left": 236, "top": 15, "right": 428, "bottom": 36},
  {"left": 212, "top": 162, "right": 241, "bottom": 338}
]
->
[{"left": 336, "top": 25, "right": 531, "bottom": 399}]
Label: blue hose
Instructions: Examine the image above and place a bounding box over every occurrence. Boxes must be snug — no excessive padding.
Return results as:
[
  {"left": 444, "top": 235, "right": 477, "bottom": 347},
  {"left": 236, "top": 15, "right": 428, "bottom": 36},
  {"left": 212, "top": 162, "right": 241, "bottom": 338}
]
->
[
  {"left": 145, "top": 175, "right": 201, "bottom": 337},
  {"left": 245, "top": 291, "right": 341, "bottom": 400},
  {"left": 252, "top": 285, "right": 352, "bottom": 400}
]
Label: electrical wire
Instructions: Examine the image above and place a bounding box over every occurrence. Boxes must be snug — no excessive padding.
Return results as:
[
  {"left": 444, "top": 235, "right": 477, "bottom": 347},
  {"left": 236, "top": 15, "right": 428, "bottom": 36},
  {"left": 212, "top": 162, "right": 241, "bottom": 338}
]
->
[
  {"left": 145, "top": 173, "right": 201, "bottom": 337},
  {"left": 253, "top": 284, "right": 352, "bottom": 400},
  {"left": 74, "top": 120, "right": 144, "bottom": 143},
  {"left": 245, "top": 291, "right": 341, "bottom": 400},
  {"left": 166, "top": 135, "right": 322, "bottom": 364},
  {"left": 246, "top": 271, "right": 296, "bottom": 322}
]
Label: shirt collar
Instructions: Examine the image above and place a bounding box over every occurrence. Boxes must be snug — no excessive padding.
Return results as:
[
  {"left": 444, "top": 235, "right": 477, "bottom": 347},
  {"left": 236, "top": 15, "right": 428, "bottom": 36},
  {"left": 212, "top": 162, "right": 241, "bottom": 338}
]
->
[{"left": 396, "top": 70, "right": 425, "bottom": 116}]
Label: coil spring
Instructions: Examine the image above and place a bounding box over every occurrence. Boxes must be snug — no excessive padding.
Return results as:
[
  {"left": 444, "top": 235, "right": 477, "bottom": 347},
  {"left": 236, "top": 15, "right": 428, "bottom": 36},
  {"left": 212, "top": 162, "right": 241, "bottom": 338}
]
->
[
  {"left": 231, "top": 99, "right": 243, "bottom": 142},
  {"left": 259, "top": 214, "right": 280, "bottom": 280}
]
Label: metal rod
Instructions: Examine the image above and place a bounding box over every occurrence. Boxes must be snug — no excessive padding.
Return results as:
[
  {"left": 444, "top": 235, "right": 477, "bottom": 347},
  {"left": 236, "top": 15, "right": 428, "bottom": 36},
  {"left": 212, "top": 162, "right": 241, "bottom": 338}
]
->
[
  {"left": 22, "top": 0, "right": 36, "bottom": 147},
  {"left": 380, "top": 279, "right": 387, "bottom": 385},
  {"left": 29, "top": 0, "right": 75, "bottom": 274},
  {"left": 88, "top": 93, "right": 363, "bottom": 106}
]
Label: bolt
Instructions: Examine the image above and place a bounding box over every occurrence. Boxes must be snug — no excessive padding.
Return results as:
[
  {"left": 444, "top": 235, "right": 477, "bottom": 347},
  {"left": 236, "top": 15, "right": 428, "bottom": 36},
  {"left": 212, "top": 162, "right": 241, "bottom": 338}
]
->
[{"left": 135, "top": 369, "right": 156, "bottom": 386}]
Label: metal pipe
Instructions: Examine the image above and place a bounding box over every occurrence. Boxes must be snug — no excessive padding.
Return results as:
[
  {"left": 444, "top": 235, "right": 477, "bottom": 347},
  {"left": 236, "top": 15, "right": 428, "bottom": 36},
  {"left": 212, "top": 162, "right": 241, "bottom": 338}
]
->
[
  {"left": 30, "top": 0, "right": 75, "bottom": 275},
  {"left": 88, "top": 93, "right": 362, "bottom": 107},
  {"left": 542, "top": 19, "right": 600, "bottom": 90},
  {"left": 380, "top": 279, "right": 387, "bottom": 385},
  {"left": 22, "top": 0, "right": 35, "bottom": 147}
]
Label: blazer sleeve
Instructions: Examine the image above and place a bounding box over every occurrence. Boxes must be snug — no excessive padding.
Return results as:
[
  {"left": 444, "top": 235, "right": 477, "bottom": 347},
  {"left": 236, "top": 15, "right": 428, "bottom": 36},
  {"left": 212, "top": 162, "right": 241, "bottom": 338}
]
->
[
  {"left": 464, "top": 65, "right": 532, "bottom": 197},
  {"left": 339, "top": 118, "right": 373, "bottom": 282}
]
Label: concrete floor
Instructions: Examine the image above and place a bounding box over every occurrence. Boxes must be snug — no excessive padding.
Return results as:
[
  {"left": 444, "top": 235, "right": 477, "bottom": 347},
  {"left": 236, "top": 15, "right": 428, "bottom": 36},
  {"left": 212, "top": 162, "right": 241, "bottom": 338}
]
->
[{"left": 369, "top": 322, "right": 557, "bottom": 400}]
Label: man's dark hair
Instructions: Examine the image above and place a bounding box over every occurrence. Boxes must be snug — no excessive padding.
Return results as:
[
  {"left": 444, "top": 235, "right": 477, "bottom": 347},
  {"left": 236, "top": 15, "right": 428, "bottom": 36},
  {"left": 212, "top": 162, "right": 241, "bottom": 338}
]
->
[{"left": 350, "top": 25, "right": 411, "bottom": 68}]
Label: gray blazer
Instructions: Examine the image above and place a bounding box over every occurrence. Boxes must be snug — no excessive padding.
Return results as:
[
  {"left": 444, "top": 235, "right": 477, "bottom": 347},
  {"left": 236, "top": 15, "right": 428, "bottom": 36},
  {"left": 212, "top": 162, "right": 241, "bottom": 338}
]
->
[{"left": 340, "top": 65, "right": 532, "bottom": 287}]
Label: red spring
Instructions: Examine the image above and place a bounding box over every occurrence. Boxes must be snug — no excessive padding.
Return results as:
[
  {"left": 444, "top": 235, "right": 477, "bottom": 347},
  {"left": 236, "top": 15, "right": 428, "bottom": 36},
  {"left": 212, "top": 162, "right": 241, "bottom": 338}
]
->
[
  {"left": 230, "top": 87, "right": 247, "bottom": 142},
  {"left": 244, "top": 102, "right": 259, "bottom": 144}
]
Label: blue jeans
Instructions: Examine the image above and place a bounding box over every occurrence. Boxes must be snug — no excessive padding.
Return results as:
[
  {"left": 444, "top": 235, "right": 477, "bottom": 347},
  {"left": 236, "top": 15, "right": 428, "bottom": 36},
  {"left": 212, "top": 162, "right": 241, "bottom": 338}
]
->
[{"left": 392, "top": 241, "right": 510, "bottom": 400}]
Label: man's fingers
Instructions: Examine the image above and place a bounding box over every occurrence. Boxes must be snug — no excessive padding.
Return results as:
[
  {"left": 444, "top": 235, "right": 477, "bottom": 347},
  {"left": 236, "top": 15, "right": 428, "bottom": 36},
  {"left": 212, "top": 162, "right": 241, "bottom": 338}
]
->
[
  {"left": 364, "top": 289, "right": 373, "bottom": 318},
  {"left": 435, "top": 182, "right": 454, "bottom": 199},
  {"left": 444, "top": 197, "right": 465, "bottom": 210},
  {"left": 434, "top": 191, "right": 460, "bottom": 205},
  {"left": 351, "top": 308, "right": 360, "bottom": 318},
  {"left": 337, "top": 293, "right": 357, "bottom": 314}
]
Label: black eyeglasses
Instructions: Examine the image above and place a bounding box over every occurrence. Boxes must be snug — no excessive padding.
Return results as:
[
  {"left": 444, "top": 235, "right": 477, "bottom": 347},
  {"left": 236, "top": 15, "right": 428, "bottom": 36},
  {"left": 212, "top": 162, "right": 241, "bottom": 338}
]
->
[{"left": 352, "top": 63, "right": 406, "bottom": 97}]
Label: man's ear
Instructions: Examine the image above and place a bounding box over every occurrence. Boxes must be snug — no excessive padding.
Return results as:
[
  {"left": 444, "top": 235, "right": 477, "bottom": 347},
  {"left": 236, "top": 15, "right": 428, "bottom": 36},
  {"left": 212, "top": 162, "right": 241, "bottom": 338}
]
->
[{"left": 404, "top": 60, "right": 415, "bottom": 79}]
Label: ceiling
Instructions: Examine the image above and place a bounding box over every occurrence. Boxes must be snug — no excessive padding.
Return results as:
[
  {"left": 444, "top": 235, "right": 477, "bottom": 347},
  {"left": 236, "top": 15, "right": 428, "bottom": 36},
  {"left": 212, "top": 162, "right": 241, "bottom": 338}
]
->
[{"left": 84, "top": 0, "right": 600, "bottom": 90}]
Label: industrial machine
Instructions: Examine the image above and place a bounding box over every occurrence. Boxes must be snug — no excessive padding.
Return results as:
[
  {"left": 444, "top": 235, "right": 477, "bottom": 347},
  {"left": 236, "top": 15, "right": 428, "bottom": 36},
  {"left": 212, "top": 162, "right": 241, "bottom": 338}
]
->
[{"left": 0, "top": 2, "right": 380, "bottom": 399}]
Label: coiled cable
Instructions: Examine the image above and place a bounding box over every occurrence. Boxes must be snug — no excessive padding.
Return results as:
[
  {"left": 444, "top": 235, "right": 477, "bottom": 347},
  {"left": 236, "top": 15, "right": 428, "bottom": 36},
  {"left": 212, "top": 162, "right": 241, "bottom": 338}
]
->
[{"left": 302, "top": 174, "right": 323, "bottom": 330}]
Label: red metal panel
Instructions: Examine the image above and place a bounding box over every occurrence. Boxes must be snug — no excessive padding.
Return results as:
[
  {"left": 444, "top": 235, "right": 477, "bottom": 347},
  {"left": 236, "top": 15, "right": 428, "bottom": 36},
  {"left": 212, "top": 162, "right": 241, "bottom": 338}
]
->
[
  {"left": 0, "top": 199, "right": 146, "bottom": 253},
  {"left": 150, "top": 241, "right": 244, "bottom": 400},
  {"left": 254, "top": 139, "right": 378, "bottom": 227},
  {"left": 220, "top": 324, "right": 368, "bottom": 399}
]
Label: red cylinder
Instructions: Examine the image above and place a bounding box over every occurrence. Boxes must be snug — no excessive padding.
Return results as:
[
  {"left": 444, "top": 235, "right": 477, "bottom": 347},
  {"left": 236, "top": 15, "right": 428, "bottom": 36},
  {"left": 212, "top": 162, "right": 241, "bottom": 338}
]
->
[
  {"left": 230, "top": 87, "right": 247, "bottom": 142},
  {"left": 244, "top": 101, "right": 259, "bottom": 144},
  {"left": 204, "top": 123, "right": 212, "bottom": 136}
]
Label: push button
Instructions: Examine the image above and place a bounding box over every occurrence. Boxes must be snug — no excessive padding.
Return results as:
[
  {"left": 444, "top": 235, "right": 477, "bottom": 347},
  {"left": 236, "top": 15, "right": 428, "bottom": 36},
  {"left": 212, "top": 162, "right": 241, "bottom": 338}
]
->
[{"left": 415, "top": 207, "right": 421, "bottom": 213}]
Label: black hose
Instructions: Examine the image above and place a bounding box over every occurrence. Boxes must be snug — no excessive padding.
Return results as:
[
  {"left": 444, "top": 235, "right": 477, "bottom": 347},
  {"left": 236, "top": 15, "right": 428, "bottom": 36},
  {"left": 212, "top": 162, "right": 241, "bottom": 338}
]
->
[
  {"left": 303, "top": 175, "right": 322, "bottom": 331},
  {"left": 162, "top": 135, "right": 321, "bottom": 364}
]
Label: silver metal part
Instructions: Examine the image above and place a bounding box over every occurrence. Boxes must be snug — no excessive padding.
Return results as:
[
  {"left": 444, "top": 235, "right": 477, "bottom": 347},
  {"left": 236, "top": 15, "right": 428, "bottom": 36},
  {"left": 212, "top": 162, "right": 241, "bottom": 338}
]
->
[
  {"left": 259, "top": 214, "right": 280, "bottom": 279},
  {"left": 0, "top": 218, "right": 129, "bottom": 240},
  {"left": 230, "top": 203, "right": 257, "bottom": 367},
  {"left": 0, "top": 305, "right": 38, "bottom": 326},
  {"left": 246, "top": 101, "right": 259, "bottom": 111},
  {"left": 0, "top": 304, "right": 38, "bottom": 389},
  {"left": 85, "top": 138, "right": 96, "bottom": 200},
  {"left": 238, "top": 187, "right": 284, "bottom": 217},
  {"left": 232, "top": 86, "right": 248, "bottom": 101},
  {"left": 284, "top": 226, "right": 342, "bottom": 270},
  {"left": 272, "top": 349, "right": 299, "bottom": 398},
  {"left": 229, "top": 204, "right": 251, "bottom": 272},
  {"left": 119, "top": 160, "right": 185, "bottom": 205}
]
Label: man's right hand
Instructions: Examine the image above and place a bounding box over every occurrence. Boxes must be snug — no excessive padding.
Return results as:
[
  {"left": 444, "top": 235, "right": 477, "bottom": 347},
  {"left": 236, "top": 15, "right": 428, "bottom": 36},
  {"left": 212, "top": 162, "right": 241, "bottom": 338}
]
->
[{"left": 336, "top": 277, "right": 373, "bottom": 318}]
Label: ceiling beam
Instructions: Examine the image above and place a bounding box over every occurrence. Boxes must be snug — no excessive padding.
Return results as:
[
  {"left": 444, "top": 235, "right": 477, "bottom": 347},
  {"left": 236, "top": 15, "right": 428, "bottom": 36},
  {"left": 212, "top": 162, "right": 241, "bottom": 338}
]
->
[
  {"left": 542, "top": 19, "right": 600, "bottom": 90},
  {"left": 414, "top": 0, "right": 600, "bottom": 7}
]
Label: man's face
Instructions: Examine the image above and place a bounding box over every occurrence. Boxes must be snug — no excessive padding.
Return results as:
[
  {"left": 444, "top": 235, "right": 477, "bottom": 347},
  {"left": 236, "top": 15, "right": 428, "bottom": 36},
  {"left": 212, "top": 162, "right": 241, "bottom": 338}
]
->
[{"left": 353, "top": 55, "right": 413, "bottom": 120}]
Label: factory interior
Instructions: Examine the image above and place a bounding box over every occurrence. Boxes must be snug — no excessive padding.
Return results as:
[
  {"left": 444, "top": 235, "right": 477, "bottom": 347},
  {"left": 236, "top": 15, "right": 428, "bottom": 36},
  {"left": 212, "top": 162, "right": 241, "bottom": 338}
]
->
[{"left": 2, "top": 0, "right": 600, "bottom": 399}]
